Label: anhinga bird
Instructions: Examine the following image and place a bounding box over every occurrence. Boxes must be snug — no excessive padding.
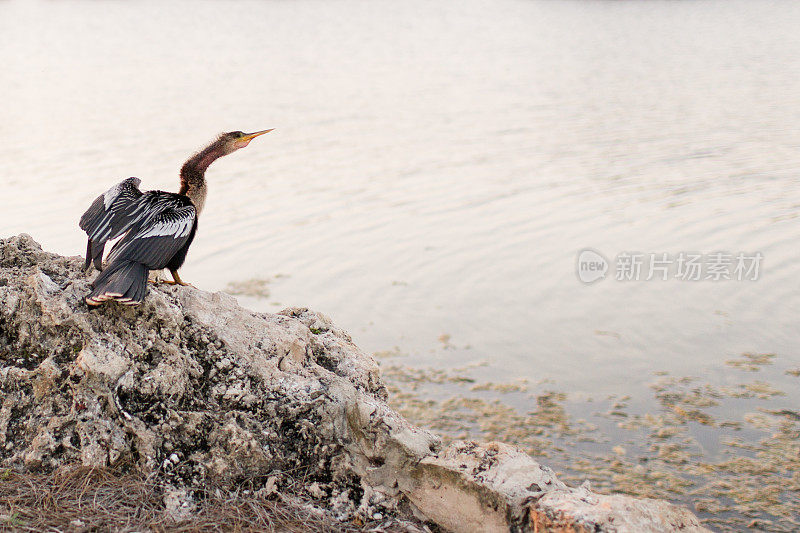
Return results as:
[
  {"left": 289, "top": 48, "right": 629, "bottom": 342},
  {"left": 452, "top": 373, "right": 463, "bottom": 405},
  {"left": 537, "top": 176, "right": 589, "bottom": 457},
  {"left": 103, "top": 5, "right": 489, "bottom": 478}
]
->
[{"left": 79, "top": 129, "right": 273, "bottom": 307}]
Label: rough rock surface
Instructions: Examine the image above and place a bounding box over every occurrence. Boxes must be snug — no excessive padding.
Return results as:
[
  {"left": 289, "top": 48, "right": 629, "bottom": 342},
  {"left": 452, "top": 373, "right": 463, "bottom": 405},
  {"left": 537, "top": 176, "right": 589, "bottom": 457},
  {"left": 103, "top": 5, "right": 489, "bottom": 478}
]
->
[{"left": 0, "top": 234, "right": 709, "bottom": 532}]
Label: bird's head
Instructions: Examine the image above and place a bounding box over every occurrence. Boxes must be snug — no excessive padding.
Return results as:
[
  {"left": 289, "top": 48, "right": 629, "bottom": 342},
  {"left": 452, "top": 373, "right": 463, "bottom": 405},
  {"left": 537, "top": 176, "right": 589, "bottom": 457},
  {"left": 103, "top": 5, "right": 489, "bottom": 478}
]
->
[{"left": 218, "top": 129, "right": 274, "bottom": 155}]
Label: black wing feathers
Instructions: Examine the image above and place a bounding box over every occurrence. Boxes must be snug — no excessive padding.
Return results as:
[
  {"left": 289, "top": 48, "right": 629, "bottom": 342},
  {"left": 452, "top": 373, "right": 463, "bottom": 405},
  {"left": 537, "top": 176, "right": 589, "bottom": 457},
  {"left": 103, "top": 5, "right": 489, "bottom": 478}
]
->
[
  {"left": 107, "top": 204, "right": 197, "bottom": 270},
  {"left": 79, "top": 177, "right": 197, "bottom": 271},
  {"left": 79, "top": 177, "right": 144, "bottom": 270},
  {"left": 80, "top": 178, "right": 197, "bottom": 306}
]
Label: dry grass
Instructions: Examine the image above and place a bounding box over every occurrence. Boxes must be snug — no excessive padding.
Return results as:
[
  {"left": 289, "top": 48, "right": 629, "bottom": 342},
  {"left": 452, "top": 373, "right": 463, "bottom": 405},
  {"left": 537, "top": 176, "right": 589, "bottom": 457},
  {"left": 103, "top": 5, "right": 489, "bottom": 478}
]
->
[{"left": 0, "top": 466, "right": 404, "bottom": 533}]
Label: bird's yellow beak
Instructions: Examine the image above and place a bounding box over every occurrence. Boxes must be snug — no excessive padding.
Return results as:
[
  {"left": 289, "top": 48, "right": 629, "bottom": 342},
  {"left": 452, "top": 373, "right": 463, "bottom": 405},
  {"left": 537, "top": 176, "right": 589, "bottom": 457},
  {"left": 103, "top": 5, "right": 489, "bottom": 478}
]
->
[
  {"left": 234, "top": 129, "right": 274, "bottom": 149},
  {"left": 242, "top": 129, "right": 274, "bottom": 141}
]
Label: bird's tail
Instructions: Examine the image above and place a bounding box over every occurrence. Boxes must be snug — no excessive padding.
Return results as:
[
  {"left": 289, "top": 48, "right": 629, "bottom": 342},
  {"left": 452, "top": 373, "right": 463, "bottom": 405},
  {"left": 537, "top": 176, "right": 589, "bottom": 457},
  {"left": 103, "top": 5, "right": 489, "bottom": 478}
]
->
[{"left": 86, "top": 260, "right": 148, "bottom": 307}]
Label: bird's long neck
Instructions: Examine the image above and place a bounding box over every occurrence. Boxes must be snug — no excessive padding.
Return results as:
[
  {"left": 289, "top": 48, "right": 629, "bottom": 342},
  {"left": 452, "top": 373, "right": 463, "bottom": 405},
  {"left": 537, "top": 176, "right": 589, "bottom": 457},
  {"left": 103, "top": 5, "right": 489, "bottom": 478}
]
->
[{"left": 179, "top": 142, "right": 225, "bottom": 215}]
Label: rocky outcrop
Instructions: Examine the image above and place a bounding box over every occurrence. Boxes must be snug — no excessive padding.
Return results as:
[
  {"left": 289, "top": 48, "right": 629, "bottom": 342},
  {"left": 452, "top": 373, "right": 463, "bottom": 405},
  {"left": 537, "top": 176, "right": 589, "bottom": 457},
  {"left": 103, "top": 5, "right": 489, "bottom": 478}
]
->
[{"left": 0, "top": 234, "right": 708, "bottom": 532}]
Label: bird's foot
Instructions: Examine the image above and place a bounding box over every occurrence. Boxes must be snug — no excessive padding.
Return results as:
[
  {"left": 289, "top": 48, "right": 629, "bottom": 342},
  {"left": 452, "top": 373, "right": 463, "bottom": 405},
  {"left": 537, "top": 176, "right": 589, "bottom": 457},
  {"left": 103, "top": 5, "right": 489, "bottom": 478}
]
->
[
  {"left": 148, "top": 270, "right": 194, "bottom": 287},
  {"left": 160, "top": 280, "right": 195, "bottom": 288},
  {"left": 168, "top": 270, "right": 195, "bottom": 288}
]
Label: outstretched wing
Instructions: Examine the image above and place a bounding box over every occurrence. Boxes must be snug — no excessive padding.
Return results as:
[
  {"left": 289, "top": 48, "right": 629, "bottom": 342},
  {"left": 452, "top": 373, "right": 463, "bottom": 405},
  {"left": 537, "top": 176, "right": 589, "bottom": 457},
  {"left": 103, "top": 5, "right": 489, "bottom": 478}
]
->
[
  {"left": 79, "top": 177, "right": 145, "bottom": 270},
  {"left": 106, "top": 200, "right": 197, "bottom": 270}
]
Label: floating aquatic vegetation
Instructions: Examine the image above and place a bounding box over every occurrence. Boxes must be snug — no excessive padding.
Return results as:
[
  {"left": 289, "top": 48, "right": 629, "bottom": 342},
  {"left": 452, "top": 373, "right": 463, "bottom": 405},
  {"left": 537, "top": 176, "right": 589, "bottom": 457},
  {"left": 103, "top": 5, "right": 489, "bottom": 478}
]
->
[
  {"left": 469, "top": 379, "right": 529, "bottom": 393},
  {"left": 725, "top": 352, "right": 776, "bottom": 372},
  {"left": 224, "top": 278, "right": 272, "bottom": 299},
  {"left": 378, "top": 351, "right": 800, "bottom": 532},
  {"left": 373, "top": 346, "right": 407, "bottom": 359}
]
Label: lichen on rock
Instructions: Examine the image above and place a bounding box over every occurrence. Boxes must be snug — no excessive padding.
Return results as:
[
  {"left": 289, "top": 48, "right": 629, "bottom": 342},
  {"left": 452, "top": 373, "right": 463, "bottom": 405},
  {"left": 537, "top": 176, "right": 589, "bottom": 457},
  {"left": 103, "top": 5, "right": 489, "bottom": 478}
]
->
[{"left": 0, "top": 234, "right": 708, "bottom": 532}]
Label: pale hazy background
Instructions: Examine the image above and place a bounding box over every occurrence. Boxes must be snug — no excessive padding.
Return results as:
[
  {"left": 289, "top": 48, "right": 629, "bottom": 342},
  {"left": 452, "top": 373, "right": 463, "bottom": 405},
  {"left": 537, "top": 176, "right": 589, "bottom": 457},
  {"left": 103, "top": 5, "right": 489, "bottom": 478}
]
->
[{"left": 1, "top": 0, "right": 798, "bottom": 403}]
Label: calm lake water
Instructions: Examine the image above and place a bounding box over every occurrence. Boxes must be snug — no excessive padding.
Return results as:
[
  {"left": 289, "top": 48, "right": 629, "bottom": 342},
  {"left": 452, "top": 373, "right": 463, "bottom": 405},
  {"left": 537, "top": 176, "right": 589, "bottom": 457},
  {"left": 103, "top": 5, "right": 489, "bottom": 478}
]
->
[{"left": 1, "top": 0, "right": 799, "bottom": 526}]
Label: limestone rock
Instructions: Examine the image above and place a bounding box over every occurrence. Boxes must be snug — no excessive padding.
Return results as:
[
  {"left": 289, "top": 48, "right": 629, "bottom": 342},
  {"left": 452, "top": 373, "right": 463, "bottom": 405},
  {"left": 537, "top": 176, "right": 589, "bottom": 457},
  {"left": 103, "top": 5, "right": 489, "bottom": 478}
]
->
[{"left": 0, "top": 234, "right": 708, "bottom": 532}]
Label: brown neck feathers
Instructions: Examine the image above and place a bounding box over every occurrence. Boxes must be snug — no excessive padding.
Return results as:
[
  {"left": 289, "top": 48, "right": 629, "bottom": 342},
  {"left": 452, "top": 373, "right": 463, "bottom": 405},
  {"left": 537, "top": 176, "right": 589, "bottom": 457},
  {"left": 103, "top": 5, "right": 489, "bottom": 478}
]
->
[{"left": 179, "top": 141, "right": 225, "bottom": 214}]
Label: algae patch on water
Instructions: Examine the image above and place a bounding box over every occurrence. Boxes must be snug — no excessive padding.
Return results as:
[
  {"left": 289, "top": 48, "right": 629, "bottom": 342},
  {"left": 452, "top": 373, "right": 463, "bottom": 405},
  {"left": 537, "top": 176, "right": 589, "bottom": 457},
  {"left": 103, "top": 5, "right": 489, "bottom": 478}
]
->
[
  {"left": 378, "top": 350, "right": 800, "bottom": 532},
  {"left": 725, "top": 352, "right": 776, "bottom": 372},
  {"left": 224, "top": 278, "right": 272, "bottom": 299}
]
